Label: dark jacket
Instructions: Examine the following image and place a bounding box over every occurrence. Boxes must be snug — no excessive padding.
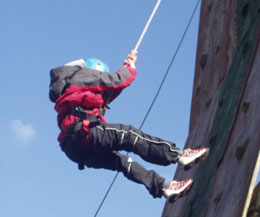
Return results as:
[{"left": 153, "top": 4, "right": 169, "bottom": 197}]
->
[{"left": 49, "top": 63, "right": 137, "bottom": 146}]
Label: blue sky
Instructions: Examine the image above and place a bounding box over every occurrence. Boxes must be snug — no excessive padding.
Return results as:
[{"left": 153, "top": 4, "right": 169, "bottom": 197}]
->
[{"left": 0, "top": 0, "right": 201, "bottom": 217}]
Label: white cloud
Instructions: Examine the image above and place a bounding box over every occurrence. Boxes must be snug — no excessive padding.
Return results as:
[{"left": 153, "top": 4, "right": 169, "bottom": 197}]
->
[{"left": 9, "top": 119, "right": 36, "bottom": 145}]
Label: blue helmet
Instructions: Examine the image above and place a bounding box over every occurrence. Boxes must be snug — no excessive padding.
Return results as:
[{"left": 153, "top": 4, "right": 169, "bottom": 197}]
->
[{"left": 85, "top": 58, "right": 109, "bottom": 72}]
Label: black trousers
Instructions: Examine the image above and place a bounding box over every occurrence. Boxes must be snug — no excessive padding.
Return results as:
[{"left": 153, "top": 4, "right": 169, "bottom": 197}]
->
[{"left": 61, "top": 122, "right": 181, "bottom": 198}]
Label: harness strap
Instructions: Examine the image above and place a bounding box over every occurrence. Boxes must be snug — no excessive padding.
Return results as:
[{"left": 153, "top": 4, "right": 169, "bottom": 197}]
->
[
  {"left": 74, "top": 105, "right": 109, "bottom": 119},
  {"left": 71, "top": 107, "right": 100, "bottom": 123},
  {"left": 62, "top": 107, "right": 102, "bottom": 171}
]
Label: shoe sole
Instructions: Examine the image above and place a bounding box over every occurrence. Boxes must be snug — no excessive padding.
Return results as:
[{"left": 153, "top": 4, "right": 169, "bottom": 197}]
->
[
  {"left": 168, "top": 181, "right": 193, "bottom": 203},
  {"left": 183, "top": 148, "right": 210, "bottom": 171}
]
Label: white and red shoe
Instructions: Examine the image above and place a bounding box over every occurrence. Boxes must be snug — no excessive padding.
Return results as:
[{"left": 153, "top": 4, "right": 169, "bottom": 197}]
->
[
  {"left": 163, "top": 179, "right": 193, "bottom": 203},
  {"left": 178, "top": 147, "right": 210, "bottom": 170}
]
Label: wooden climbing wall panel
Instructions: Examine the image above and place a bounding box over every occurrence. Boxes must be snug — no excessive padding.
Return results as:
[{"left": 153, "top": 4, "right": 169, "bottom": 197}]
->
[{"left": 162, "top": 0, "right": 260, "bottom": 217}]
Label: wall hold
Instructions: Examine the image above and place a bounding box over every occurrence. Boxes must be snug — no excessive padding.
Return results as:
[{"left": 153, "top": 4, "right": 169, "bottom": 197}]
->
[
  {"left": 199, "top": 54, "right": 208, "bottom": 69},
  {"left": 209, "top": 135, "right": 217, "bottom": 147},
  {"left": 205, "top": 98, "right": 212, "bottom": 108},
  {"left": 242, "top": 102, "right": 250, "bottom": 114},
  {"left": 196, "top": 84, "right": 201, "bottom": 94},
  {"left": 207, "top": 3, "right": 213, "bottom": 12},
  {"left": 235, "top": 138, "right": 249, "bottom": 160},
  {"left": 214, "top": 192, "right": 223, "bottom": 205},
  {"left": 214, "top": 44, "right": 220, "bottom": 54},
  {"left": 242, "top": 41, "right": 250, "bottom": 57},
  {"left": 242, "top": 3, "right": 250, "bottom": 18},
  {"left": 219, "top": 99, "right": 224, "bottom": 108}
]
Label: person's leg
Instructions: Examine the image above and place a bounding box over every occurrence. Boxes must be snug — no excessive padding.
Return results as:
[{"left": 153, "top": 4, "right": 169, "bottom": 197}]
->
[
  {"left": 84, "top": 149, "right": 166, "bottom": 198},
  {"left": 61, "top": 136, "right": 195, "bottom": 200},
  {"left": 89, "top": 122, "right": 210, "bottom": 169},
  {"left": 84, "top": 149, "right": 194, "bottom": 201},
  {"left": 88, "top": 123, "right": 182, "bottom": 166}
]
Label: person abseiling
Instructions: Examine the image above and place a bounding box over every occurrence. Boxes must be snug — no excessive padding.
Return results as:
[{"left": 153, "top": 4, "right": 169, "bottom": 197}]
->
[{"left": 49, "top": 50, "right": 210, "bottom": 202}]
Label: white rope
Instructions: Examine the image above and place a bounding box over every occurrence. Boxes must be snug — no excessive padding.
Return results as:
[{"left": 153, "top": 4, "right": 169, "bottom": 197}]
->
[{"left": 134, "top": 0, "right": 162, "bottom": 51}]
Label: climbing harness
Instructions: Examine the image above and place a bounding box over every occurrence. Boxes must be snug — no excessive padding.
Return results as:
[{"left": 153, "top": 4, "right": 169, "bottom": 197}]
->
[
  {"left": 71, "top": 107, "right": 101, "bottom": 123},
  {"left": 61, "top": 106, "right": 104, "bottom": 170}
]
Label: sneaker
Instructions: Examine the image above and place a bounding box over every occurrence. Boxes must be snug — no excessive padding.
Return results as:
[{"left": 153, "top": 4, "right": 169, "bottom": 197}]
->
[
  {"left": 178, "top": 147, "right": 210, "bottom": 170},
  {"left": 163, "top": 179, "right": 193, "bottom": 203}
]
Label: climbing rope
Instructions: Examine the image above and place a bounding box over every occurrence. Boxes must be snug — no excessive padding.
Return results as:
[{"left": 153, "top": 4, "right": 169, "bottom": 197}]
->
[
  {"left": 134, "top": 0, "right": 162, "bottom": 51},
  {"left": 93, "top": 0, "right": 201, "bottom": 216}
]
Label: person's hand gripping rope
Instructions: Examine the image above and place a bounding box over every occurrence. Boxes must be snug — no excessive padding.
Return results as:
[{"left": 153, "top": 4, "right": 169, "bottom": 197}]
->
[{"left": 124, "top": 50, "right": 138, "bottom": 69}]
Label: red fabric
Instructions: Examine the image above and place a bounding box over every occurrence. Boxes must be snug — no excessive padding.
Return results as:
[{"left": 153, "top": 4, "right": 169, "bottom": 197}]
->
[{"left": 55, "top": 65, "right": 137, "bottom": 147}]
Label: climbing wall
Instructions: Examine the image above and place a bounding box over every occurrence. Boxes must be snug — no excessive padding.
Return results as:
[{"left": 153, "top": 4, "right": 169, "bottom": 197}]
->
[{"left": 162, "top": 0, "right": 260, "bottom": 217}]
